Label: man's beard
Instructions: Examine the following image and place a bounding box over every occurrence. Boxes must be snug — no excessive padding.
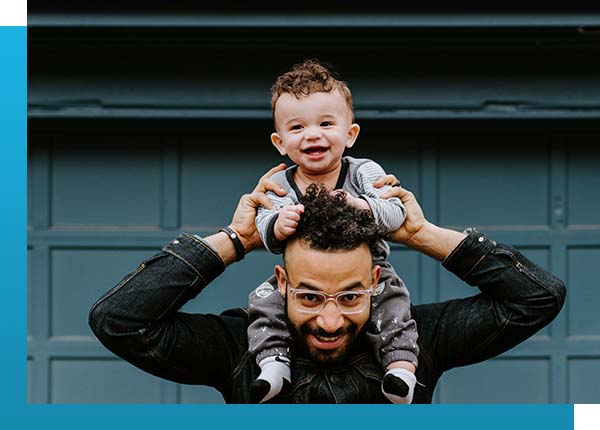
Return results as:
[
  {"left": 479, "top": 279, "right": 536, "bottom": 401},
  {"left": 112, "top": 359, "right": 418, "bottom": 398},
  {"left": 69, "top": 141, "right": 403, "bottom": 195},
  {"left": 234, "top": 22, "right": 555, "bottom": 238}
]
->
[{"left": 289, "top": 320, "right": 361, "bottom": 365}]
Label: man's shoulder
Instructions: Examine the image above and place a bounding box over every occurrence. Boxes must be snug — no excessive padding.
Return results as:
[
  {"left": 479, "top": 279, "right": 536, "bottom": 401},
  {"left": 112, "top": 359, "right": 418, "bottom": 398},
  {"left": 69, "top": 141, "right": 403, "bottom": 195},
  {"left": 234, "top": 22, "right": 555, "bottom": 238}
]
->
[
  {"left": 220, "top": 306, "right": 250, "bottom": 322},
  {"left": 213, "top": 307, "right": 250, "bottom": 347}
]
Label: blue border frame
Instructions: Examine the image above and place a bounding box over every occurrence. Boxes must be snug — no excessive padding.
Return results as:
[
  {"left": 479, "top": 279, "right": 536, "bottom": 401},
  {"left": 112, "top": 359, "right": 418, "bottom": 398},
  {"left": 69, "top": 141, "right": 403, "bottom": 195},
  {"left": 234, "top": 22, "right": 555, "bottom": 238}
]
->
[
  {"left": 2, "top": 24, "right": 27, "bottom": 408},
  {"left": 2, "top": 24, "right": 575, "bottom": 429}
]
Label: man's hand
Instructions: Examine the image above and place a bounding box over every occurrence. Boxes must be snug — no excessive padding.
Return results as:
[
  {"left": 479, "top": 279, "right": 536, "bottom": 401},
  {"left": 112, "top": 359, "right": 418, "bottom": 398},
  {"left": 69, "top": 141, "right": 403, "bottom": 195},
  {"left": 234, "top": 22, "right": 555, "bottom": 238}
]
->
[
  {"left": 229, "top": 164, "right": 288, "bottom": 253},
  {"left": 374, "top": 175, "right": 466, "bottom": 260},
  {"left": 274, "top": 204, "right": 305, "bottom": 242},
  {"left": 373, "top": 175, "right": 427, "bottom": 247}
]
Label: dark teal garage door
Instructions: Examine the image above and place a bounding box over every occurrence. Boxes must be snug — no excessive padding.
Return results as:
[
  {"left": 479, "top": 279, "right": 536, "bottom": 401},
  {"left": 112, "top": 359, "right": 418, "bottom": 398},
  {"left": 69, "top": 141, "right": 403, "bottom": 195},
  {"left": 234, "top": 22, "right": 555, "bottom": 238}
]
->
[
  {"left": 27, "top": 2, "right": 600, "bottom": 404},
  {"left": 27, "top": 125, "right": 600, "bottom": 403}
]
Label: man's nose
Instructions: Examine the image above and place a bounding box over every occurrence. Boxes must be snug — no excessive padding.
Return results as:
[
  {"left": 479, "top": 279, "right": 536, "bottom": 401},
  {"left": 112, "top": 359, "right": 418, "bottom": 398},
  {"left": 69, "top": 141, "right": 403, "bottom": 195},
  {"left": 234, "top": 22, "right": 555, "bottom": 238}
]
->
[{"left": 316, "top": 301, "right": 345, "bottom": 333}]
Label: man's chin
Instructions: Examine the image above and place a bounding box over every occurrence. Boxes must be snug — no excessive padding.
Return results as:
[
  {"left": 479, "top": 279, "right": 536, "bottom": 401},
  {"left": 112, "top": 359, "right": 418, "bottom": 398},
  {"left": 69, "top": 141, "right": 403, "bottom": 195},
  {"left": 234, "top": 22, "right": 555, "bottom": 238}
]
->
[
  {"left": 289, "top": 320, "right": 361, "bottom": 364},
  {"left": 307, "top": 346, "right": 348, "bottom": 364},
  {"left": 297, "top": 329, "right": 360, "bottom": 364}
]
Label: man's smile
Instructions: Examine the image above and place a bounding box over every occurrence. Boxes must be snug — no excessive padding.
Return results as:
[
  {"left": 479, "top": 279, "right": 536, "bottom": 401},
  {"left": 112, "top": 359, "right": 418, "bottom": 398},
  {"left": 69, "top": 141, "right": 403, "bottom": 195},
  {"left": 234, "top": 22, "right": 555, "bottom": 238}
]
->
[
  {"left": 308, "top": 333, "right": 346, "bottom": 350},
  {"left": 296, "top": 322, "right": 359, "bottom": 359}
]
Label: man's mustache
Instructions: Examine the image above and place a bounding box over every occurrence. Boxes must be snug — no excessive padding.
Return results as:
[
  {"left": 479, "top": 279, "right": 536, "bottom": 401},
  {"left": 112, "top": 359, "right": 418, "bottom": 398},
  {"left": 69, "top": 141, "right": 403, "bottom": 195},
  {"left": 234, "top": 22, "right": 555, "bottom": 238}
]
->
[{"left": 299, "top": 323, "right": 358, "bottom": 338}]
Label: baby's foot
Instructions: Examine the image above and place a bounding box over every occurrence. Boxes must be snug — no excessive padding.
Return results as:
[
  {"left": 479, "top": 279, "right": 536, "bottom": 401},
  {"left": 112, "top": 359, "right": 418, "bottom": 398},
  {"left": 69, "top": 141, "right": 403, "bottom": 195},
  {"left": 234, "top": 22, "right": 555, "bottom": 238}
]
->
[
  {"left": 250, "top": 356, "right": 291, "bottom": 403},
  {"left": 382, "top": 368, "right": 416, "bottom": 404}
]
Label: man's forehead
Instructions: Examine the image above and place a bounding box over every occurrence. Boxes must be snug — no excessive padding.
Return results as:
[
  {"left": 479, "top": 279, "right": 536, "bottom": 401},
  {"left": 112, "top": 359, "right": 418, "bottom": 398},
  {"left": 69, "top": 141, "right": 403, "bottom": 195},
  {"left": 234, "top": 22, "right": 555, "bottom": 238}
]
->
[
  {"left": 283, "top": 239, "right": 373, "bottom": 289},
  {"left": 284, "top": 237, "right": 370, "bottom": 259}
]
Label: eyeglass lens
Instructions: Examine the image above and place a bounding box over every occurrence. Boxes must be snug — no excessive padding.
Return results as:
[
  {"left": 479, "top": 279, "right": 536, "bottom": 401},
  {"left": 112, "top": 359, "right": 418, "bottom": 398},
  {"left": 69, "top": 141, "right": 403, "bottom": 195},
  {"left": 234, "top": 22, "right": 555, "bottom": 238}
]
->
[{"left": 293, "top": 290, "right": 368, "bottom": 314}]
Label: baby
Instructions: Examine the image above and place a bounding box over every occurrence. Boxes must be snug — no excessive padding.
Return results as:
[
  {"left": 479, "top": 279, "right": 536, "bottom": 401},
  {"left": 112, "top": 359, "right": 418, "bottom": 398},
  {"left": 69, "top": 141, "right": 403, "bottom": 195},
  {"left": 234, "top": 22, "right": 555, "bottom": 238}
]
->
[{"left": 248, "top": 59, "right": 418, "bottom": 404}]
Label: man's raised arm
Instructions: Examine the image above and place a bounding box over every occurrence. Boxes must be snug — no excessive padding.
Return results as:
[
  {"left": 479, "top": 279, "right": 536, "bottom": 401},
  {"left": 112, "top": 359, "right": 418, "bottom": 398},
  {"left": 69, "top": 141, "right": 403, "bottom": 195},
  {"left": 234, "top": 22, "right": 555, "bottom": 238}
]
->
[
  {"left": 88, "top": 164, "right": 287, "bottom": 388},
  {"left": 376, "top": 179, "right": 565, "bottom": 388}
]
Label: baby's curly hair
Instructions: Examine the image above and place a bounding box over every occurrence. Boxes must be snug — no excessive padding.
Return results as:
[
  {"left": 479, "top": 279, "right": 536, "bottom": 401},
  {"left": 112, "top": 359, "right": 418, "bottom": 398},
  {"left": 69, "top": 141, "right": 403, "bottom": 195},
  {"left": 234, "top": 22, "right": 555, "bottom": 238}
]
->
[
  {"left": 271, "top": 59, "right": 354, "bottom": 122},
  {"left": 290, "top": 184, "right": 383, "bottom": 256}
]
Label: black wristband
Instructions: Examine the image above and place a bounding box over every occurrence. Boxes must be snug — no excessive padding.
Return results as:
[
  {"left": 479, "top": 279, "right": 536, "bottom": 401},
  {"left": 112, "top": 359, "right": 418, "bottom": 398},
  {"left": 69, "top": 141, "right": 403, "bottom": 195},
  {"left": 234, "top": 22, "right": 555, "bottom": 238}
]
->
[{"left": 219, "top": 227, "right": 245, "bottom": 261}]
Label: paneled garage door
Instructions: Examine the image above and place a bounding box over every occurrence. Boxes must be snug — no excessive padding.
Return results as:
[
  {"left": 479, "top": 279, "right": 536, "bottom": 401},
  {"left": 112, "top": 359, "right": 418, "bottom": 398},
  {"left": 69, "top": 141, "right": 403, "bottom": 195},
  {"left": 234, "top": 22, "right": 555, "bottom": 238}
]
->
[{"left": 27, "top": 124, "right": 600, "bottom": 403}]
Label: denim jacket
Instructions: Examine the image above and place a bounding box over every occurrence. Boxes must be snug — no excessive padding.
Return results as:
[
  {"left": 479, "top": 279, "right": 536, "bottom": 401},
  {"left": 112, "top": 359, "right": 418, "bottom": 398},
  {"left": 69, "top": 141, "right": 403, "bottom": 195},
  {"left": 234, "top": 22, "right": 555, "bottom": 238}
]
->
[{"left": 89, "top": 230, "right": 565, "bottom": 403}]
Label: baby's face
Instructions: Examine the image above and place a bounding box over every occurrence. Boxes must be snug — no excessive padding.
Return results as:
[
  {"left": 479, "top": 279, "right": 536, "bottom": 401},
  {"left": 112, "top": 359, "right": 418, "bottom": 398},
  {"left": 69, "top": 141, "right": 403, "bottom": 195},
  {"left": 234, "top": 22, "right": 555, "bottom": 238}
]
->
[{"left": 271, "top": 90, "right": 360, "bottom": 176}]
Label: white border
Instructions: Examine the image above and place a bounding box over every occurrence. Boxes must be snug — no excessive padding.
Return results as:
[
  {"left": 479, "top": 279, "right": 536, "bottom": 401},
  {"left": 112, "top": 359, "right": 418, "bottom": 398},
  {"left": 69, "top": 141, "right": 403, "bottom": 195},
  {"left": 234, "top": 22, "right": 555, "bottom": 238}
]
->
[
  {"left": 575, "top": 405, "right": 600, "bottom": 430},
  {"left": 0, "top": 0, "right": 27, "bottom": 26},
  {"left": 3, "top": 1, "right": 597, "bottom": 425}
]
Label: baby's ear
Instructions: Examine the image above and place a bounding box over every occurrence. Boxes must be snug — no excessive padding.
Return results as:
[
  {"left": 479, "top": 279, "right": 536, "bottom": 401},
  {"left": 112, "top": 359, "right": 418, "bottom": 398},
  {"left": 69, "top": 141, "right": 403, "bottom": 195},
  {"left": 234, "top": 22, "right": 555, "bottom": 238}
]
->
[
  {"left": 345, "top": 123, "right": 360, "bottom": 148},
  {"left": 271, "top": 133, "right": 287, "bottom": 156}
]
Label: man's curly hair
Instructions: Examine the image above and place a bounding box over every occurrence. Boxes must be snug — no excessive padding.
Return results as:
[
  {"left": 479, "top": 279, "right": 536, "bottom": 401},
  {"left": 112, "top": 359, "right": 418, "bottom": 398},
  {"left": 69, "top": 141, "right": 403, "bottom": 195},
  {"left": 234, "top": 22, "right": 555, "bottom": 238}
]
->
[
  {"left": 290, "top": 184, "right": 383, "bottom": 256},
  {"left": 271, "top": 59, "right": 354, "bottom": 123}
]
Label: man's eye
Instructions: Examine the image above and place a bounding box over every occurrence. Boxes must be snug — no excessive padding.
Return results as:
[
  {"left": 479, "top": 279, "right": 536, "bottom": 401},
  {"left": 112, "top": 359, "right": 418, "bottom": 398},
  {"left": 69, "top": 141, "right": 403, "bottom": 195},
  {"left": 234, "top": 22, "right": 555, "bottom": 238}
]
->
[
  {"left": 297, "top": 292, "right": 323, "bottom": 307},
  {"left": 300, "top": 293, "right": 320, "bottom": 302},
  {"left": 340, "top": 293, "right": 359, "bottom": 303}
]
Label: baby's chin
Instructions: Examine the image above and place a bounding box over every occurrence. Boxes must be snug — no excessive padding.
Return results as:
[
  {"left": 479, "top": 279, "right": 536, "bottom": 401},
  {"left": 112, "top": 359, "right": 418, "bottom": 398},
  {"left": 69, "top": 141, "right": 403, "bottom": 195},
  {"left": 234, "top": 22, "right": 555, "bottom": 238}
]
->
[{"left": 293, "top": 158, "right": 344, "bottom": 176}]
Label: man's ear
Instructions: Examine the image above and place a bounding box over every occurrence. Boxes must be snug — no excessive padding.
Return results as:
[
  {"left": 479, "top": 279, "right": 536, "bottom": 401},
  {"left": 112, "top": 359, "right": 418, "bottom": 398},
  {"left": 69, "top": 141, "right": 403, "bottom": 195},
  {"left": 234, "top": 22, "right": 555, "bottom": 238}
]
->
[
  {"left": 345, "top": 123, "right": 360, "bottom": 149},
  {"left": 274, "top": 264, "right": 288, "bottom": 297},
  {"left": 271, "top": 132, "right": 287, "bottom": 156},
  {"left": 371, "top": 264, "right": 381, "bottom": 292}
]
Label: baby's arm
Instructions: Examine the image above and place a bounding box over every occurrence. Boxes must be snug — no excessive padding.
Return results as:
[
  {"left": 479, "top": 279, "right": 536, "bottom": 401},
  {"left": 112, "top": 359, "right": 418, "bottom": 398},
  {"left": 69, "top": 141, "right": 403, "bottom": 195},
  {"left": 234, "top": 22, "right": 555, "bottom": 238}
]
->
[
  {"left": 355, "top": 160, "right": 407, "bottom": 233},
  {"left": 256, "top": 191, "right": 300, "bottom": 253}
]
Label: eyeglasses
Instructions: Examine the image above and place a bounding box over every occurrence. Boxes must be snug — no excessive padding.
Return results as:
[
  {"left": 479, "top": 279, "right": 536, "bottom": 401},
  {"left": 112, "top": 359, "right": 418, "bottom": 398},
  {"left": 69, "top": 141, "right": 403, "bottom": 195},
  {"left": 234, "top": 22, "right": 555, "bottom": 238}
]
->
[{"left": 288, "top": 286, "right": 372, "bottom": 315}]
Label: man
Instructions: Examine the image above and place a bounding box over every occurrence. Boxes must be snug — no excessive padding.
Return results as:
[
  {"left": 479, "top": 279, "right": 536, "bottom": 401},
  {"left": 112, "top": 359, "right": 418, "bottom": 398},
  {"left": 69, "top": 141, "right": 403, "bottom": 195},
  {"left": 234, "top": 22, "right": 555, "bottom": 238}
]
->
[{"left": 89, "top": 165, "right": 566, "bottom": 403}]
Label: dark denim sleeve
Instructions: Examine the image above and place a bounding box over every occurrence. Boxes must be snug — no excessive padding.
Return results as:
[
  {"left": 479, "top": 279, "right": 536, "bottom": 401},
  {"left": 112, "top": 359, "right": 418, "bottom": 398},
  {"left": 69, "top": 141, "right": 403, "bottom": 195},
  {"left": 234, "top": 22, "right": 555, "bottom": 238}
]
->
[
  {"left": 88, "top": 233, "right": 246, "bottom": 389},
  {"left": 414, "top": 230, "right": 566, "bottom": 375}
]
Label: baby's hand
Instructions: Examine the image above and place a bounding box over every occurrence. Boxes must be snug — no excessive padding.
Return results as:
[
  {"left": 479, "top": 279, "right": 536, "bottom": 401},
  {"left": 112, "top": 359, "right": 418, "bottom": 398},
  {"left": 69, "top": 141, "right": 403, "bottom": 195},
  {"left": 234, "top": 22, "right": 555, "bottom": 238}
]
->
[
  {"left": 274, "top": 204, "right": 305, "bottom": 242},
  {"left": 343, "top": 193, "right": 371, "bottom": 211}
]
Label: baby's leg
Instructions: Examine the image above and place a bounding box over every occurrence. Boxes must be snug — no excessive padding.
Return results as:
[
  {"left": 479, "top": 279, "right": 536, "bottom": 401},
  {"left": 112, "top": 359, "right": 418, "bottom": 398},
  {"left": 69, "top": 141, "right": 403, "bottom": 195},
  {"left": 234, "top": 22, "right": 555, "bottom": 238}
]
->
[
  {"left": 247, "top": 275, "right": 292, "bottom": 403},
  {"left": 367, "top": 262, "right": 419, "bottom": 403}
]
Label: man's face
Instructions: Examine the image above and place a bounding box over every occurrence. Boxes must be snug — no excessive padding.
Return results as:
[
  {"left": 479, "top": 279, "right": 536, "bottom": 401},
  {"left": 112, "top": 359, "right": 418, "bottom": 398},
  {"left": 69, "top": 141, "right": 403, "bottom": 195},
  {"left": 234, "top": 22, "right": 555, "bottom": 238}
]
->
[
  {"left": 270, "top": 90, "right": 360, "bottom": 177},
  {"left": 275, "top": 239, "right": 380, "bottom": 364}
]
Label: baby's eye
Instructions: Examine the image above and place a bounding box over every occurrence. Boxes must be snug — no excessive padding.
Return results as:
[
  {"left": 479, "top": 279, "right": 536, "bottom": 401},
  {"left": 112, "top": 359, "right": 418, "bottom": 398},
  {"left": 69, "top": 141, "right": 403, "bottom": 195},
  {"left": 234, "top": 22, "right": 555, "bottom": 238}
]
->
[
  {"left": 321, "top": 121, "right": 333, "bottom": 127},
  {"left": 290, "top": 124, "right": 303, "bottom": 131}
]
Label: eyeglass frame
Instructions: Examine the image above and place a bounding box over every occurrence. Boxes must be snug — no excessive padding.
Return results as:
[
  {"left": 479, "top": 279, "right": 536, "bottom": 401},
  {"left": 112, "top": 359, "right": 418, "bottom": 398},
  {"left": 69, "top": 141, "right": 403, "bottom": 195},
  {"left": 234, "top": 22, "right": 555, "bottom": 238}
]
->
[{"left": 287, "top": 284, "right": 373, "bottom": 315}]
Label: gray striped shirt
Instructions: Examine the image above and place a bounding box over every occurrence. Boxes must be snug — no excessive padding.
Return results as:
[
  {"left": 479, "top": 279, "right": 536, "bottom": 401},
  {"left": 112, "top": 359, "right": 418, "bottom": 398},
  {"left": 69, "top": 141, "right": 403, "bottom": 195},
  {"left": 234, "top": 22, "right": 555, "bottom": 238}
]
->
[{"left": 256, "top": 156, "right": 406, "bottom": 259}]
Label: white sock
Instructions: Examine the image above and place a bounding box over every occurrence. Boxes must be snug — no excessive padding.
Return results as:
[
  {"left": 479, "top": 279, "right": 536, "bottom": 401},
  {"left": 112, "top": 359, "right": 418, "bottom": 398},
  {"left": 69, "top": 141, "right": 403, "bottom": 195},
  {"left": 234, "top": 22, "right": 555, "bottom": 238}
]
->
[
  {"left": 256, "top": 356, "right": 291, "bottom": 403},
  {"left": 382, "top": 367, "right": 416, "bottom": 404}
]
